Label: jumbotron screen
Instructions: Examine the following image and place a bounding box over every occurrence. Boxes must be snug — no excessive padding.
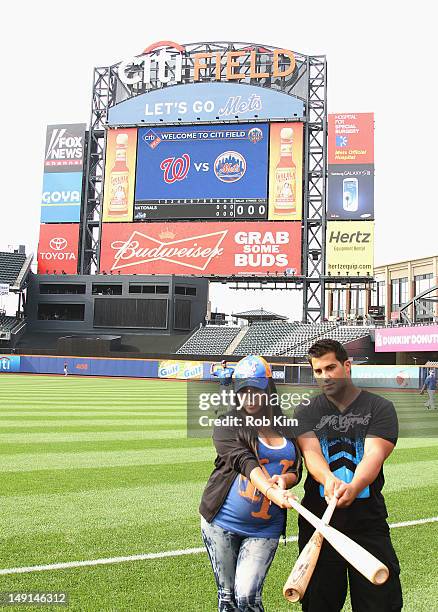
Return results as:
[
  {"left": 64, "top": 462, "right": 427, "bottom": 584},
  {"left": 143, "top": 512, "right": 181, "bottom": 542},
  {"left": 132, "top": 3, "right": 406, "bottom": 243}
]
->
[
  {"left": 134, "top": 123, "right": 268, "bottom": 220},
  {"left": 101, "top": 122, "right": 303, "bottom": 223}
]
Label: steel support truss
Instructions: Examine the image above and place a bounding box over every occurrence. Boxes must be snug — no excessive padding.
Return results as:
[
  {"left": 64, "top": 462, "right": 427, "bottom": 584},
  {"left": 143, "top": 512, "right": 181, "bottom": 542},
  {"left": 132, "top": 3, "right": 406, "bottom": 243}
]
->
[
  {"left": 302, "top": 56, "right": 327, "bottom": 323},
  {"left": 80, "top": 44, "right": 328, "bottom": 323},
  {"left": 80, "top": 67, "right": 112, "bottom": 274},
  {"left": 400, "top": 284, "right": 438, "bottom": 324}
]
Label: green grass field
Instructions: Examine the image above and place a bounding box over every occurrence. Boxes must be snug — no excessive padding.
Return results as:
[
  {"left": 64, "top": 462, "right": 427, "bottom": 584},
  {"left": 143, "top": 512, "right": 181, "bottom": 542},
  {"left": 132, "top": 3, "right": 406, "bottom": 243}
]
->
[{"left": 0, "top": 374, "right": 437, "bottom": 611}]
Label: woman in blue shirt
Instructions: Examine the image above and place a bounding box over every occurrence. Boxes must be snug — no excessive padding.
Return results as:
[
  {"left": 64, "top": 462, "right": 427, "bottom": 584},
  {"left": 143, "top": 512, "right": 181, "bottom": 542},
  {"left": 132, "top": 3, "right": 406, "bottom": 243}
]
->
[{"left": 200, "top": 355, "right": 302, "bottom": 611}]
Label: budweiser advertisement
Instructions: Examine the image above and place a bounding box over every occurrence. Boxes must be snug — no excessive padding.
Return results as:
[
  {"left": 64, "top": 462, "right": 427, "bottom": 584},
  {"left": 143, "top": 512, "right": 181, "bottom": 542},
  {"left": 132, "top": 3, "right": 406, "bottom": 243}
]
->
[
  {"left": 37, "top": 224, "right": 80, "bottom": 274},
  {"left": 100, "top": 222, "right": 302, "bottom": 276}
]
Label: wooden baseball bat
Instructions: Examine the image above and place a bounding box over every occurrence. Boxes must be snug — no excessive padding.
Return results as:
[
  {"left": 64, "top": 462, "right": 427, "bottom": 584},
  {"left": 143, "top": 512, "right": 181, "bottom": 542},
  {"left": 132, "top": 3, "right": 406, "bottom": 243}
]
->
[
  {"left": 283, "top": 496, "right": 338, "bottom": 602},
  {"left": 288, "top": 498, "right": 389, "bottom": 586}
]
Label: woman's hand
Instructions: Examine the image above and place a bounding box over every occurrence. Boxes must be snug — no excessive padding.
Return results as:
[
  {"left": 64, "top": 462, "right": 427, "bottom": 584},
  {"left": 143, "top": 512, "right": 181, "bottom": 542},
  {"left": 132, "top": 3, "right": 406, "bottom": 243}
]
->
[
  {"left": 268, "top": 473, "right": 298, "bottom": 490},
  {"left": 267, "top": 474, "right": 288, "bottom": 489},
  {"left": 266, "top": 486, "right": 294, "bottom": 509}
]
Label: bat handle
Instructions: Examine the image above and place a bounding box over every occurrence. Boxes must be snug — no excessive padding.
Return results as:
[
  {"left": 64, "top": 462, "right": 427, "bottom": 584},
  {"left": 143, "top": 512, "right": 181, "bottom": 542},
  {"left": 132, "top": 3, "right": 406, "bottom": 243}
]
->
[{"left": 321, "top": 495, "right": 338, "bottom": 524}]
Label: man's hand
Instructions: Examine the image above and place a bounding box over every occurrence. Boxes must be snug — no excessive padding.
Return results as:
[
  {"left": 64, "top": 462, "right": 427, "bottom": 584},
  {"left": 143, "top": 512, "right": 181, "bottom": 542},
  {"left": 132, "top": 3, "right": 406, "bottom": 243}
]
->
[
  {"left": 334, "top": 481, "right": 360, "bottom": 508},
  {"left": 324, "top": 473, "right": 343, "bottom": 500}
]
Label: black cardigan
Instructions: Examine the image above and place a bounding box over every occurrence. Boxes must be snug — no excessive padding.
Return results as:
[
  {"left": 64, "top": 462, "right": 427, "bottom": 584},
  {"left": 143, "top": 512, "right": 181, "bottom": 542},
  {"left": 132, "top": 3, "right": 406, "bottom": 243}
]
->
[{"left": 199, "top": 408, "right": 303, "bottom": 529}]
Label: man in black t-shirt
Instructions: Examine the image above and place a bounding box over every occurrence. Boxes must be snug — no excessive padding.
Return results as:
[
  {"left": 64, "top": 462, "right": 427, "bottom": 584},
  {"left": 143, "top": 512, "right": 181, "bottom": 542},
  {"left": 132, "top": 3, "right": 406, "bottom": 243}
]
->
[{"left": 294, "top": 339, "right": 402, "bottom": 612}]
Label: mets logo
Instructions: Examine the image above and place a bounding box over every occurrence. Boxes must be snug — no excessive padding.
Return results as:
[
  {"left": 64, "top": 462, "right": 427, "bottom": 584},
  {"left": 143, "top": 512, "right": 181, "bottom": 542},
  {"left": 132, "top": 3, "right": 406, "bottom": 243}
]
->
[
  {"left": 160, "top": 155, "right": 190, "bottom": 183},
  {"left": 248, "top": 128, "right": 263, "bottom": 144},
  {"left": 214, "top": 151, "right": 246, "bottom": 183}
]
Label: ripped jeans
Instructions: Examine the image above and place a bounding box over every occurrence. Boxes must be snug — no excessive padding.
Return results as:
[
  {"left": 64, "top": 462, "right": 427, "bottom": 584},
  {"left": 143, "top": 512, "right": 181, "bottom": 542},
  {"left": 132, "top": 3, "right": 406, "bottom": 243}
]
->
[{"left": 201, "top": 516, "right": 279, "bottom": 612}]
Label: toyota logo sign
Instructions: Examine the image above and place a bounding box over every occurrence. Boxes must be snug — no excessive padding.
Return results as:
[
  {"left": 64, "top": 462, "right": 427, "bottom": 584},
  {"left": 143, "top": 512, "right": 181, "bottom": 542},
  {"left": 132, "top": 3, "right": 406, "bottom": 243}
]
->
[{"left": 49, "top": 237, "right": 68, "bottom": 251}]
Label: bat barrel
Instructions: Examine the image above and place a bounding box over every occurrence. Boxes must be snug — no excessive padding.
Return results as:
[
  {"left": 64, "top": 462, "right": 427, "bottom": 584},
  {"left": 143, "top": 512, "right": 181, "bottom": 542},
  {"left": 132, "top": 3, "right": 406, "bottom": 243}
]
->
[
  {"left": 373, "top": 567, "right": 390, "bottom": 585},
  {"left": 283, "top": 587, "right": 301, "bottom": 602}
]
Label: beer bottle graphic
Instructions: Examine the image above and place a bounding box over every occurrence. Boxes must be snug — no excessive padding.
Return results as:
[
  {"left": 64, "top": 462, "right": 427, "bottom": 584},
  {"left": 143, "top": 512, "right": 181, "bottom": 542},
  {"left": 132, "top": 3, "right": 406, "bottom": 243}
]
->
[
  {"left": 108, "top": 133, "right": 130, "bottom": 216},
  {"left": 274, "top": 127, "right": 296, "bottom": 215}
]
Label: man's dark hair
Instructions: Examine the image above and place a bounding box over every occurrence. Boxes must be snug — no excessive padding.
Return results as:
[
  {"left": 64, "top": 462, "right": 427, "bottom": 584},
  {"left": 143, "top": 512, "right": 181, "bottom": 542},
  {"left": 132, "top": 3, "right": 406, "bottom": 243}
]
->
[{"left": 308, "top": 338, "right": 348, "bottom": 365}]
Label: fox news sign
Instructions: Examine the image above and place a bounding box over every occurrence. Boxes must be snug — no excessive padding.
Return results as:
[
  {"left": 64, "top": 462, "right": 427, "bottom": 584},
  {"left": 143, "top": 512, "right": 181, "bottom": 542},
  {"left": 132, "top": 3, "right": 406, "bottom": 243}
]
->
[{"left": 44, "top": 124, "right": 86, "bottom": 172}]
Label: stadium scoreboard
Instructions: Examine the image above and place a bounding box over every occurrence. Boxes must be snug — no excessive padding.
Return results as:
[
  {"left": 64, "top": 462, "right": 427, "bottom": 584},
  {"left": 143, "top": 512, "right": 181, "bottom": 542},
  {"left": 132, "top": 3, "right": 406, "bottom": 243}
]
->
[
  {"left": 101, "top": 120, "right": 304, "bottom": 224},
  {"left": 134, "top": 200, "right": 268, "bottom": 220}
]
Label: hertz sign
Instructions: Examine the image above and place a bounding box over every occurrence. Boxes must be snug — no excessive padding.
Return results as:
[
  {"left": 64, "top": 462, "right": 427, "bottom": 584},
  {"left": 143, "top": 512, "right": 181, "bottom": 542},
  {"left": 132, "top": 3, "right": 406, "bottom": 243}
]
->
[{"left": 326, "top": 221, "right": 374, "bottom": 276}]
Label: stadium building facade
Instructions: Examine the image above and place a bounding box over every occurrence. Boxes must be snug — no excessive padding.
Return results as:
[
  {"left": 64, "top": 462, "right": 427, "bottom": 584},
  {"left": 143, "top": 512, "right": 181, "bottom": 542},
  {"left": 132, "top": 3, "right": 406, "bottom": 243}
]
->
[{"left": 327, "top": 254, "right": 438, "bottom": 324}]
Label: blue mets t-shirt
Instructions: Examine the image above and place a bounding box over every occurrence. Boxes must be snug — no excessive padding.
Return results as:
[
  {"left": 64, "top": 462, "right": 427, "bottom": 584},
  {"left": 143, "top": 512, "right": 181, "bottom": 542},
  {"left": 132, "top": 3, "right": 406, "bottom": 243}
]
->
[
  {"left": 212, "top": 367, "right": 235, "bottom": 385},
  {"left": 213, "top": 437, "right": 297, "bottom": 538}
]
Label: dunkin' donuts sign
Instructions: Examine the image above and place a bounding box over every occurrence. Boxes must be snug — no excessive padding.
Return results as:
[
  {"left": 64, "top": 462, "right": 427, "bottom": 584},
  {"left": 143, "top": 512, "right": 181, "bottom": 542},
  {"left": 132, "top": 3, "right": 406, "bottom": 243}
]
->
[{"left": 100, "top": 221, "right": 302, "bottom": 276}]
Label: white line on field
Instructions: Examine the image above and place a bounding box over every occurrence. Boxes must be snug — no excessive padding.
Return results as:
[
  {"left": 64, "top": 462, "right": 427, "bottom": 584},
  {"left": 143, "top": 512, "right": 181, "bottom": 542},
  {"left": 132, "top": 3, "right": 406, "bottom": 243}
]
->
[{"left": 1, "top": 516, "right": 437, "bottom": 576}]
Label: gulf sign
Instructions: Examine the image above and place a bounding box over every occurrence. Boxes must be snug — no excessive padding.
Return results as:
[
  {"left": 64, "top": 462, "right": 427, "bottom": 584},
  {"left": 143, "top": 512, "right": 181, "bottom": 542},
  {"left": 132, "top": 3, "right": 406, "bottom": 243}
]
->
[
  {"left": 375, "top": 325, "right": 438, "bottom": 353},
  {"left": 158, "top": 360, "right": 203, "bottom": 379},
  {"left": 37, "top": 224, "right": 80, "bottom": 274},
  {"left": 100, "top": 221, "right": 302, "bottom": 276}
]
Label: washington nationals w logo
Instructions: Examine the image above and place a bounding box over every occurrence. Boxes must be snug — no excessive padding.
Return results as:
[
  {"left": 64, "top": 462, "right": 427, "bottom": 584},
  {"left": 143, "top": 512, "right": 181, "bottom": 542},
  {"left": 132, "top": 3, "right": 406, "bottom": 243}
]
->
[{"left": 160, "top": 154, "right": 190, "bottom": 183}]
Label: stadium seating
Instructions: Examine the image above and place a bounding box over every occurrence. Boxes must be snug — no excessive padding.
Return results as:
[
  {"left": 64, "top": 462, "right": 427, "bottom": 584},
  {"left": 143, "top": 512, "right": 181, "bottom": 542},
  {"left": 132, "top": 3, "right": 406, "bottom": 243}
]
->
[
  {"left": 176, "top": 325, "right": 241, "bottom": 355},
  {"left": 232, "top": 321, "right": 301, "bottom": 355},
  {"left": 0, "top": 315, "right": 21, "bottom": 332},
  {"left": 277, "top": 325, "right": 371, "bottom": 357},
  {"left": 0, "top": 251, "right": 28, "bottom": 286},
  {"left": 176, "top": 320, "right": 372, "bottom": 358}
]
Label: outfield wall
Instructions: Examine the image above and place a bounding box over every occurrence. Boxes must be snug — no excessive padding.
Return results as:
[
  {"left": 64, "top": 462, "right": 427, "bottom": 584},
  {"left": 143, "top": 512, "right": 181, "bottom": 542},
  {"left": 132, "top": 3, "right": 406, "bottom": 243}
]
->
[{"left": 0, "top": 354, "right": 431, "bottom": 389}]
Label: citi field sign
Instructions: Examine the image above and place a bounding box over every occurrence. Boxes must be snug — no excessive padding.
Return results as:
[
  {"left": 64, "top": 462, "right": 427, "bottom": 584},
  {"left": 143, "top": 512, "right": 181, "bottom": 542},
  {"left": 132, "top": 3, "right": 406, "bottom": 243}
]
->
[
  {"left": 109, "top": 41, "right": 305, "bottom": 125},
  {"left": 118, "top": 41, "right": 297, "bottom": 87}
]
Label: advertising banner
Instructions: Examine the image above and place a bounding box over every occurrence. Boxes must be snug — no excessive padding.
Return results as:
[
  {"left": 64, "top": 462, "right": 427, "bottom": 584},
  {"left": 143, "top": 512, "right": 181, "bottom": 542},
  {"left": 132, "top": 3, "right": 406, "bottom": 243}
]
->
[
  {"left": 352, "top": 365, "right": 420, "bottom": 389},
  {"left": 327, "top": 164, "right": 374, "bottom": 220},
  {"left": 0, "top": 356, "right": 21, "bottom": 373},
  {"left": 41, "top": 123, "right": 86, "bottom": 224},
  {"left": 375, "top": 325, "right": 438, "bottom": 353},
  {"left": 134, "top": 124, "right": 268, "bottom": 219},
  {"left": 100, "top": 221, "right": 302, "bottom": 276},
  {"left": 20, "top": 356, "right": 158, "bottom": 378},
  {"left": 37, "top": 224, "right": 80, "bottom": 274},
  {"left": 268, "top": 122, "right": 303, "bottom": 221},
  {"left": 326, "top": 221, "right": 374, "bottom": 276},
  {"left": 158, "top": 360, "right": 203, "bottom": 379},
  {"left": 328, "top": 113, "right": 374, "bottom": 165},
  {"left": 0, "top": 283, "right": 9, "bottom": 295},
  {"left": 40, "top": 172, "right": 83, "bottom": 223},
  {"left": 44, "top": 124, "right": 86, "bottom": 172},
  {"left": 108, "top": 82, "right": 304, "bottom": 125},
  {"left": 102, "top": 128, "right": 138, "bottom": 222}
]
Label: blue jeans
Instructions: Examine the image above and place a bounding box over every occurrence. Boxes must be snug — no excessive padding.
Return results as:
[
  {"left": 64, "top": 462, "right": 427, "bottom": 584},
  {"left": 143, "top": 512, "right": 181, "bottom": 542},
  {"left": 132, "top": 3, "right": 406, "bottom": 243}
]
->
[{"left": 201, "top": 516, "right": 279, "bottom": 612}]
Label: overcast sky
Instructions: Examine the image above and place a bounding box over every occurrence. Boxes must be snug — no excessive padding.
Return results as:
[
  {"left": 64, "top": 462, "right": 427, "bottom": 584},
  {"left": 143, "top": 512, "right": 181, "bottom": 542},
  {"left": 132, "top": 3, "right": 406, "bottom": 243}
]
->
[{"left": 1, "top": 1, "right": 436, "bottom": 319}]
